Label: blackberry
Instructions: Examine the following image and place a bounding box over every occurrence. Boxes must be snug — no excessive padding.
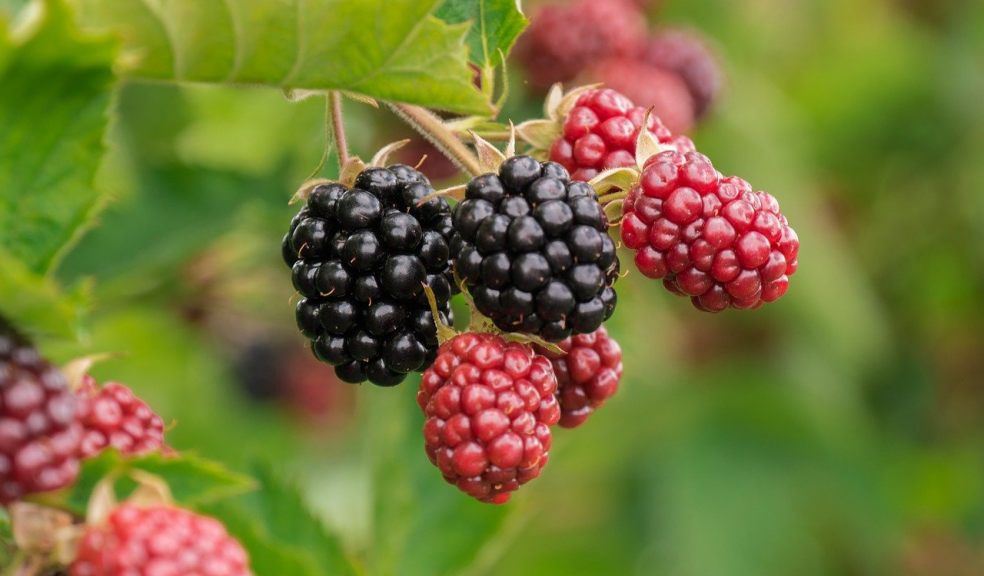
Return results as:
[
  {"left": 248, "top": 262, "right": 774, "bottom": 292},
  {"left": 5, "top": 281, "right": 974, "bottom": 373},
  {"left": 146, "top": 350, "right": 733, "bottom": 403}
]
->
[
  {"left": 578, "top": 58, "right": 696, "bottom": 135},
  {"left": 514, "top": 0, "right": 646, "bottom": 91},
  {"left": 284, "top": 165, "right": 455, "bottom": 386},
  {"left": 71, "top": 504, "right": 251, "bottom": 575},
  {"left": 0, "top": 328, "right": 81, "bottom": 504},
  {"left": 451, "top": 157, "right": 619, "bottom": 341},
  {"left": 418, "top": 332, "right": 561, "bottom": 503},
  {"left": 641, "top": 29, "right": 724, "bottom": 119},
  {"left": 549, "top": 87, "right": 692, "bottom": 182},
  {"left": 76, "top": 375, "right": 169, "bottom": 459},
  {"left": 537, "top": 326, "right": 623, "bottom": 428},
  {"left": 621, "top": 149, "right": 799, "bottom": 310}
]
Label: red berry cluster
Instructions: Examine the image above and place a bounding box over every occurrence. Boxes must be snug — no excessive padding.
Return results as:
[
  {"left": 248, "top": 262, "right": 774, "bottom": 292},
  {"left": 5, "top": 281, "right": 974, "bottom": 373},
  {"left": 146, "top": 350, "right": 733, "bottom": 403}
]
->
[
  {"left": 538, "top": 327, "right": 623, "bottom": 429},
  {"left": 77, "top": 375, "right": 168, "bottom": 459},
  {"left": 621, "top": 149, "right": 800, "bottom": 311},
  {"left": 418, "top": 327, "right": 625, "bottom": 503},
  {"left": 71, "top": 504, "right": 251, "bottom": 576},
  {"left": 550, "top": 88, "right": 692, "bottom": 182},
  {"left": 418, "top": 333, "right": 561, "bottom": 503},
  {"left": 516, "top": 0, "right": 723, "bottom": 130},
  {"left": 0, "top": 331, "right": 81, "bottom": 504},
  {"left": 514, "top": 0, "right": 646, "bottom": 92}
]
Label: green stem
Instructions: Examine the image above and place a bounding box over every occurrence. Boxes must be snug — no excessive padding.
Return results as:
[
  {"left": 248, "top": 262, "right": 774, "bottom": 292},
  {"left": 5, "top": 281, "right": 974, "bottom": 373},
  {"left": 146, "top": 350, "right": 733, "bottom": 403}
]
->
[
  {"left": 387, "top": 103, "right": 483, "bottom": 177},
  {"left": 328, "top": 91, "right": 350, "bottom": 166}
]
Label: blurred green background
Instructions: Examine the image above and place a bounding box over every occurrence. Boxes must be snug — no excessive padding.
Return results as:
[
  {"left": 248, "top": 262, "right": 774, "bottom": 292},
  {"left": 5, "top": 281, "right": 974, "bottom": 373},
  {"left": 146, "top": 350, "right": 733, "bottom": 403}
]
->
[{"left": 35, "top": 0, "right": 984, "bottom": 573}]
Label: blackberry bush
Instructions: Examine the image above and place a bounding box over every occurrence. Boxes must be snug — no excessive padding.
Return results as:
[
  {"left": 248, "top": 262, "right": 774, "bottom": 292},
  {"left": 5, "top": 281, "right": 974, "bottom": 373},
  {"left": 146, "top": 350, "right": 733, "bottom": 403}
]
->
[
  {"left": 283, "top": 165, "right": 456, "bottom": 386},
  {"left": 451, "top": 156, "right": 620, "bottom": 341},
  {"left": 642, "top": 29, "right": 724, "bottom": 119}
]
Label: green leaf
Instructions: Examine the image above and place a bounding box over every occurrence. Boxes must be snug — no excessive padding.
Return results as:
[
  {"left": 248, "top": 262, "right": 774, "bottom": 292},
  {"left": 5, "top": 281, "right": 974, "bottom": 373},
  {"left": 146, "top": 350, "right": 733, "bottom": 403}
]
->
[
  {"left": 368, "top": 384, "right": 513, "bottom": 576},
  {"left": 0, "top": 248, "right": 89, "bottom": 339},
  {"left": 201, "top": 465, "right": 359, "bottom": 576},
  {"left": 70, "top": 0, "right": 491, "bottom": 115},
  {"left": 0, "top": 0, "right": 116, "bottom": 274},
  {"left": 436, "top": 0, "right": 527, "bottom": 69},
  {"left": 59, "top": 450, "right": 256, "bottom": 516}
]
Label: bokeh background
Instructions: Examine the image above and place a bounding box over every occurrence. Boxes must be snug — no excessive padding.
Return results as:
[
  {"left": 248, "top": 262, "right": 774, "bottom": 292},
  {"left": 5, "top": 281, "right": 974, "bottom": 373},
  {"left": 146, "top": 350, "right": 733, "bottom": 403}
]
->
[{"left": 37, "top": 0, "right": 984, "bottom": 573}]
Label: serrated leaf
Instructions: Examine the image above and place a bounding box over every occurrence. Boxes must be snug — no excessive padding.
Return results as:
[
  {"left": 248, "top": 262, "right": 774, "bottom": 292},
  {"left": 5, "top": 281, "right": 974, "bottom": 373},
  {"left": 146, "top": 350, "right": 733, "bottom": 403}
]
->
[
  {"left": 59, "top": 450, "right": 256, "bottom": 516},
  {"left": 0, "top": 0, "right": 116, "bottom": 275},
  {"left": 71, "top": 0, "right": 491, "bottom": 115},
  {"left": 201, "top": 465, "right": 358, "bottom": 576},
  {"left": 436, "top": 0, "right": 527, "bottom": 69},
  {"left": 0, "top": 249, "right": 89, "bottom": 339}
]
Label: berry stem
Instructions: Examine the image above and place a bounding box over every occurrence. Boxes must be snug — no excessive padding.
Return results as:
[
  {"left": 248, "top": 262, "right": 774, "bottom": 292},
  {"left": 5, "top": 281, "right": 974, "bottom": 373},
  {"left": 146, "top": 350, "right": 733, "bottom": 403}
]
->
[
  {"left": 387, "top": 103, "right": 484, "bottom": 177},
  {"left": 329, "top": 91, "right": 350, "bottom": 166}
]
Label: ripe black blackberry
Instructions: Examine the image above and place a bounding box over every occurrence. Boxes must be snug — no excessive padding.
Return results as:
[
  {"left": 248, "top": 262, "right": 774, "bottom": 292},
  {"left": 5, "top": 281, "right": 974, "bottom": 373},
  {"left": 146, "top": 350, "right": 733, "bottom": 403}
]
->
[
  {"left": 283, "top": 165, "right": 455, "bottom": 386},
  {"left": 451, "top": 157, "right": 619, "bottom": 341}
]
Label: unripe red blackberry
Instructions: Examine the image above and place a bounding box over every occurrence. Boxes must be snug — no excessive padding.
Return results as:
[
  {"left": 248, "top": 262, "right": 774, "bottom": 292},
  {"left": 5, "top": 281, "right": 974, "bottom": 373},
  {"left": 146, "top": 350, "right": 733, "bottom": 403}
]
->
[
  {"left": 71, "top": 503, "right": 251, "bottom": 575},
  {"left": 514, "top": 0, "right": 646, "bottom": 91},
  {"left": 77, "top": 376, "right": 168, "bottom": 459},
  {"left": 0, "top": 329, "right": 81, "bottom": 504},
  {"left": 549, "top": 87, "right": 693, "bottom": 182},
  {"left": 621, "top": 149, "right": 799, "bottom": 310},
  {"left": 418, "top": 332, "right": 561, "bottom": 504},
  {"left": 537, "top": 326, "right": 622, "bottom": 428},
  {"left": 451, "top": 156, "right": 619, "bottom": 341},
  {"left": 579, "top": 58, "right": 696, "bottom": 135},
  {"left": 641, "top": 29, "right": 724, "bottom": 119},
  {"left": 283, "top": 165, "right": 455, "bottom": 386}
]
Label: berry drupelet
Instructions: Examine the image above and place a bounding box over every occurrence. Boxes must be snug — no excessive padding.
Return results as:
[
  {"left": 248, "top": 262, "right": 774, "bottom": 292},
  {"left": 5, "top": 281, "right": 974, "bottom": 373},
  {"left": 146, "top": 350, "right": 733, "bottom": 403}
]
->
[
  {"left": 451, "top": 156, "right": 620, "bottom": 342},
  {"left": 71, "top": 504, "right": 251, "bottom": 576},
  {"left": 0, "top": 328, "right": 81, "bottom": 504},
  {"left": 283, "top": 165, "right": 455, "bottom": 386},
  {"left": 549, "top": 87, "right": 694, "bottom": 182},
  {"left": 537, "top": 326, "right": 623, "bottom": 428},
  {"left": 621, "top": 148, "right": 799, "bottom": 311},
  {"left": 418, "top": 332, "right": 561, "bottom": 504}
]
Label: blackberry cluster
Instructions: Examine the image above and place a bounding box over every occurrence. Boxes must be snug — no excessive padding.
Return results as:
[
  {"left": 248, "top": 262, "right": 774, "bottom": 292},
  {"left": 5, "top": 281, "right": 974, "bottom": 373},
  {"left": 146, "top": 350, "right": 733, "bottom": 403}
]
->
[
  {"left": 71, "top": 504, "right": 251, "bottom": 576},
  {"left": 77, "top": 376, "right": 168, "bottom": 459},
  {"left": 451, "top": 157, "right": 619, "bottom": 342},
  {"left": 0, "top": 329, "right": 81, "bottom": 504},
  {"left": 621, "top": 149, "right": 799, "bottom": 310},
  {"left": 418, "top": 333, "right": 560, "bottom": 504},
  {"left": 283, "top": 165, "right": 455, "bottom": 386}
]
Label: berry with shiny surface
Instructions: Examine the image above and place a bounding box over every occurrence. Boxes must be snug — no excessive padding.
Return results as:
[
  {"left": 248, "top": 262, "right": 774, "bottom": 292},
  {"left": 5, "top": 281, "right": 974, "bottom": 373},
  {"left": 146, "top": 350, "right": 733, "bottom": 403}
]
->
[{"left": 418, "top": 332, "right": 561, "bottom": 504}]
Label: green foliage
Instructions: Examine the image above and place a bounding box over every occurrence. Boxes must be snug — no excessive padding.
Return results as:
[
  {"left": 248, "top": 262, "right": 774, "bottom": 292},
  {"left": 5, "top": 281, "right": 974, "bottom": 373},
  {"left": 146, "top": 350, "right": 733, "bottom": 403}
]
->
[
  {"left": 0, "top": 249, "right": 89, "bottom": 338},
  {"left": 70, "top": 0, "right": 491, "bottom": 114},
  {"left": 202, "top": 466, "right": 359, "bottom": 576},
  {"left": 437, "top": 0, "right": 527, "bottom": 70},
  {"left": 60, "top": 450, "right": 256, "bottom": 516},
  {"left": 0, "top": 0, "right": 115, "bottom": 275},
  {"left": 368, "top": 385, "right": 514, "bottom": 576}
]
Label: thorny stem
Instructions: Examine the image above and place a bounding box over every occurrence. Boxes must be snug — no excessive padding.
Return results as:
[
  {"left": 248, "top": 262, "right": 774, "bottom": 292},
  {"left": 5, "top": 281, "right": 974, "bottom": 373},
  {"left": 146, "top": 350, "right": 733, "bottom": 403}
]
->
[
  {"left": 328, "top": 91, "right": 350, "bottom": 166},
  {"left": 387, "top": 103, "right": 484, "bottom": 177}
]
